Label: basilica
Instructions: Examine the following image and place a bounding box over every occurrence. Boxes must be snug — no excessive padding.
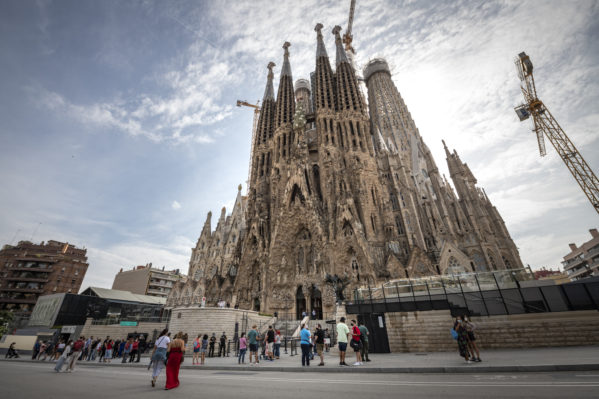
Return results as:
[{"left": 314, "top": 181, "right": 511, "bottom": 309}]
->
[{"left": 166, "top": 22, "right": 523, "bottom": 318}]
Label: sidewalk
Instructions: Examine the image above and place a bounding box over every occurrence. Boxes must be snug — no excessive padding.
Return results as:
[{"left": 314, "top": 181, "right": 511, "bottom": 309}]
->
[{"left": 4, "top": 346, "right": 599, "bottom": 373}]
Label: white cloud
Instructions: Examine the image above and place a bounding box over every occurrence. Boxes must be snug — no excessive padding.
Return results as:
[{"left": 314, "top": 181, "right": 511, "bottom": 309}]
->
[{"left": 171, "top": 200, "right": 182, "bottom": 210}]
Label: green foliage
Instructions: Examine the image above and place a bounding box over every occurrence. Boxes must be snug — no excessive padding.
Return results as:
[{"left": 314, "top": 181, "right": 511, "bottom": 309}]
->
[{"left": 0, "top": 310, "right": 14, "bottom": 338}]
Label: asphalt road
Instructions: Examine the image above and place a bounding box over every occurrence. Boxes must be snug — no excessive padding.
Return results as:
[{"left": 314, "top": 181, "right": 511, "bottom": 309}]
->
[{"left": 2, "top": 361, "right": 599, "bottom": 398}]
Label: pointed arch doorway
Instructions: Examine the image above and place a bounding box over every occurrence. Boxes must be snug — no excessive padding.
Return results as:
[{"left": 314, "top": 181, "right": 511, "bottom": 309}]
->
[
  {"left": 296, "top": 286, "right": 306, "bottom": 320},
  {"left": 310, "top": 285, "right": 323, "bottom": 319}
]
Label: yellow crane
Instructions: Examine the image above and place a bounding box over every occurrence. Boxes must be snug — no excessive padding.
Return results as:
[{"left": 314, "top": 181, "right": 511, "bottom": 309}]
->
[
  {"left": 514, "top": 52, "right": 599, "bottom": 214},
  {"left": 342, "top": 0, "right": 356, "bottom": 55},
  {"left": 237, "top": 100, "right": 261, "bottom": 190}
]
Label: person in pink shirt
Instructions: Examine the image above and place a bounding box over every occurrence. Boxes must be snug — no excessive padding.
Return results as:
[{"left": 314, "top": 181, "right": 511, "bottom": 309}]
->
[{"left": 238, "top": 332, "right": 247, "bottom": 364}]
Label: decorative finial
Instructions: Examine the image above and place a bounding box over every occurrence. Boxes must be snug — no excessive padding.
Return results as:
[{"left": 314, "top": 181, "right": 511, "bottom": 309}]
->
[
  {"left": 315, "top": 23, "right": 323, "bottom": 34},
  {"left": 267, "top": 61, "right": 275, "bottom": 72},
  {"left": 238, "top": 184, "right": 242, "bottom": 192},
  {"left": 332, "top": 25, "right": 342, "bottom": 39},
  {"left": 283, "top": 41, "right": 291, "bottom": 57}
]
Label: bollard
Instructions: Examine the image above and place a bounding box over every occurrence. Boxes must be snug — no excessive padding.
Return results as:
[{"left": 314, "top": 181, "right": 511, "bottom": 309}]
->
[{"left": 284, "top": 337, "right": 288, "bottom": 354}]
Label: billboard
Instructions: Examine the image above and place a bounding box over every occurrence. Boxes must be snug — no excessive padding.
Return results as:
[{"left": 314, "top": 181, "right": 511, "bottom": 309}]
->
[{"left": 28, "top": 293, "right": 65, "bottom": 327}]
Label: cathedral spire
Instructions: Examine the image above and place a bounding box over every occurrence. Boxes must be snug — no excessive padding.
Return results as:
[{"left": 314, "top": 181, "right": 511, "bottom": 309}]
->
[
  {"left": 255, "top": 63, "right": 277, "bottom": 146},
  {"left": 332, "top": 25, "right": 349, "bottom": 66},
  {"left": 275, "top": 42, "right": 295, "bottom": 127},
  {"left": 315, "top": 23, "right": 328, "bottom": 58},
  {"left": 281, "top": 41, "right": 292, "bottom": 77},
  {"left": 263, "top": 62, "right": 275, "bottom": 100},
  {"left": 314, "top": 23, "right": 336, "bottom": 111}
]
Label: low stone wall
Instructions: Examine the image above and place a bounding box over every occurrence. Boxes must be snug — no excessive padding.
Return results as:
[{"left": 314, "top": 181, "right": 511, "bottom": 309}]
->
[
  {"left": 167, "top": 307, "right": 274, "bottom": 348},
  {"left": 79, "top": 318, "right": 167, "bottom": 341},
  {"left": 384, "top": 310, "right": 599, "bottom": 352}
]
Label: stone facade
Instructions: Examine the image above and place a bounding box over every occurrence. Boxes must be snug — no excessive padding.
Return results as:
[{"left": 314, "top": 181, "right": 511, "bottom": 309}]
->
[
  {"left": 168, "top": 22, "right": 523, "bottom": 318},
  {"left": 383, "top": 310, "right": 599, "bottom": 352},
  {"left": 79, "top": 318, "right": 167, "bottom": 343}
]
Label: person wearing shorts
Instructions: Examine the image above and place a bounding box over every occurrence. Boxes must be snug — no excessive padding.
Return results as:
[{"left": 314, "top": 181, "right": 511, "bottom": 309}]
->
[
  {"left": 336, "top": 317, "right": 350, "bottom": 366},
  {"left": 314, "top": 324, "right": 325, "bottom": 366},
  {"left": 247, "top": 326, "right": 260, "bottom": 365}
]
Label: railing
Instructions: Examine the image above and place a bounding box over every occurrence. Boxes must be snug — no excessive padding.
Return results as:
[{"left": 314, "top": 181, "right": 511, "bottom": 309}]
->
[
  {"left": 91, "top": 316, "right": 168, "bottom": 325},
  {"left": 348, "top": 269, "right": 599, "bottom": 317}
]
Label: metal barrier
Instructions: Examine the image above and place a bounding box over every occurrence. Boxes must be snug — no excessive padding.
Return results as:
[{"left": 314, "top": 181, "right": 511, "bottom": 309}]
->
[{"left": 348, "top": 273, "right": 599, "bottom": 317}]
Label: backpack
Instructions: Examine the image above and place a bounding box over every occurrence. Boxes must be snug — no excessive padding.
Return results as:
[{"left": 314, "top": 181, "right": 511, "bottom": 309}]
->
[
  {"left": 73, "top": 340, "right": 83, "bottom": 351},
  {"left": 193, "top": 340, "right": 200, "bottom": 349}
]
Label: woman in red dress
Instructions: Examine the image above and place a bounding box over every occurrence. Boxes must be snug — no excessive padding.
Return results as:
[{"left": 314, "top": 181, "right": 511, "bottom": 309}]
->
[{"left": 165, "top": 332, "right": 185, "bottom": 390}]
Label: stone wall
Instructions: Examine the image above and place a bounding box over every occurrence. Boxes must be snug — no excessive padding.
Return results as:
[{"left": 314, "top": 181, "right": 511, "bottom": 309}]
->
[
  {"left": 79, "top": 318, "right": 167, "bottom": 341},
  {"left": 167, "top": 307, "right": 274, "bottom": 348},
  {"left": 384, "top": 310, "right": 599, "bottom": 352}
]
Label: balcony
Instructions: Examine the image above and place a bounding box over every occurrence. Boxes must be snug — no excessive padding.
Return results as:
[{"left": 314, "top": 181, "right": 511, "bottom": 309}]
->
[
  {"left": 568, "top": 266, "right": 592, "bottom": 280},
  {"left": 0, "top": 298, "right": 37, "bottom": 304},
  {"left": 564, "top": 256, "right": 585, "bottom": 271},
  {"left": 0, "top": 287, "right": 43, "bottom": 294},
  {"left": 4, "top": 277, "right": 48, "bottom": 283},
  {"left": 9, "top": 266, "right": 53, "bottom": 273}
]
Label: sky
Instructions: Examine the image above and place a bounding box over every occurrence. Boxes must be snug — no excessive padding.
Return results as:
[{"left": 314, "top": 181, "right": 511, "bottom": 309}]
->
[{"left": 0, "top": 0, "right": 598, "bottom": 291}]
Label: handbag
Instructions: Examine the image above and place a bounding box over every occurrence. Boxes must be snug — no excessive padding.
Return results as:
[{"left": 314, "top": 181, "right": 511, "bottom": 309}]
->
[{"left": 451, "top": 329, "right": 459, "bottom": 340}]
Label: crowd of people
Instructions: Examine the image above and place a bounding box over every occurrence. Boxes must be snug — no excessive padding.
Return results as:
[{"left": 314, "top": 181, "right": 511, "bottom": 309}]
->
[{"left": 4, "top": 315, "right": 487, "bottom": 391}]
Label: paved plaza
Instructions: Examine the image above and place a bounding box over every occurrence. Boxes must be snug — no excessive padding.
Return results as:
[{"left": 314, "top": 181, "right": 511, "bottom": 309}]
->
[{"left": 1, "top": 359, "right": 599, "bottom": 399}]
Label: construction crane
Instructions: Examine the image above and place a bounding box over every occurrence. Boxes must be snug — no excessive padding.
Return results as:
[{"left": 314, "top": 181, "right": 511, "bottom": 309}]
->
[
  {"left": 514, "top": 52, "right": 599, "bottom": 214},
  {"left": 237, "top": 100, "right": 261, "bottom": 190},
  {"left": 342, "top": 0, "right": 356, "bottom": 55}
]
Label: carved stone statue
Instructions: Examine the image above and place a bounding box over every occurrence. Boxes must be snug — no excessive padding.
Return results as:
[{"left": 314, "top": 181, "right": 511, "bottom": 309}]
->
[{"left": 325, "top": 273, "right": 350, "bottom": 302}]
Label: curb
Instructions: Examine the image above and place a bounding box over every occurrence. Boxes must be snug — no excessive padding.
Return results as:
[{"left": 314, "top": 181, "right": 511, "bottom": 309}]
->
[{"left": 3, "top": 359, "right": 599, "bottom": 374}]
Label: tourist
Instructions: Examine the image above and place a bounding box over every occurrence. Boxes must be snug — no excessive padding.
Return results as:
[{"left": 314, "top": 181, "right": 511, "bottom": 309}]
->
[
  {"left": 358, "top": 321, "right": 371, "bottom": 362},
  {"left": 129, "top": 338, "right": 139, "bottom": 363},
  {"left": 192, "top": 334, "right": 201, "bottom": 365},
  {"left": 350, "top": 320, "right": 363, "bottom": 365},
  {"left": 219, "top": 332, "right": 227, "bottom": 357},
  {"left": 66, "top": 336, "right": 85, "bottom": 372},
  {"left": 54, "top": 340, "right": 72, "bottom": 372},
  {"left": 453, "top": 316, "right": 472, "bottom": 363},
  {"left": 238, "top": 332, "right": 247, "bottom": 364},
  {"left": 300, "top": 323, "right": 312, "bottom": 367},
  {"left": 94, "top": 339, "right": 102, "bottom": 361},
  {"left": 463, "top": 316, "right": 482, "bottom": 362},
  {"left": 165, "top": 332, "right": 185, "bottom": 390},
  {"left": 336, "top": 317, "right": 350, "bottom": 366},
  {"left": 137, "top": 338, "right": 146, "bottom": 362},
  {"left": 312, "top": 309, "right": 317, "bottom": 320},
  {"left": 5, "top": 342, "right": 19, "bottom": 359},
  {"left": 208, "top": 333, "right": 216, "bottom": 357},
  {"left": 122, "top": 338, "right": 131, "bottom": 363},
  {"left": 266, "top": 326, "right": 275, "bottom": 361},
  {"left": 150, "top": 328, "right": 170, "bottom": 387},
  {"left": 114, "top": 339, "right": 122, "bottom": 358},
  {"left": 314, "top": 324, "right": 325, "bottom": 366},
  {"left": 104, "top": 338, "right": 113, "bottom": 362},
  {"left": 37, "top": 341, "right": 48, "bottom": 360},
  {"left": 54, "top": 340, "right": 65, "bottom": 361},
  {"left": 247, "top": 325, "right": 260, "bottom": 365},
  {"left": 324, "top": 328, "right": 331, "bottom": 352},
  {"left": 82, "top": 336, "right": 92, "bottom": 361},
  {"left": 32, "top": 340, "right": 41, "bottom": 360},
  {"left": 274, "top": 330, "right": 281, "bottom": 359},
  {"left": 200, "top": 334, "right": 208, "bottom": 365}
]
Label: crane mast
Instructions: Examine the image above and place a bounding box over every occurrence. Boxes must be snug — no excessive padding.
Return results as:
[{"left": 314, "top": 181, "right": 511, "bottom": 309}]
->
[
  {"left": 514, "top": 52, "right": 599, "bottom": 214},
  {"left": 342, "top": 0, "right": 356, "bottom": 54},
  {"left": 236, "top": 100, "right": 261, "bottom": 191}
]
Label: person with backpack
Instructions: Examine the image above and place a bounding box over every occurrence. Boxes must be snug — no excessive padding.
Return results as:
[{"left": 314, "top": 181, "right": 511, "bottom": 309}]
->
[
  {"left": 122, "top": 338, "right": 132, "bottom": 363},
  {"left": 66, "top": 336, "right": 84, "bottom": 372},
  {"left": 349, "top": 320, "right": 363, "bottom": 366},
  {"left": 150, "top": 328, "right": 170, "bottom": 388},
  {"left": 453, "top": 316, "right": 473, "bottom": 363},
  {"left": 192, "top": 334, "right": 201, "bottom": 365}
]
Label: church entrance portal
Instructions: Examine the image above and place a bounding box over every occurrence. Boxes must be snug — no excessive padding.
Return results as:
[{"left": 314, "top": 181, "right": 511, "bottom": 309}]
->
[
  {"left": 296, "top": 286, "right": 306, "bottom": 320},
  {"left": 310, "top": 285, "right": 323, "bottom": 319}
]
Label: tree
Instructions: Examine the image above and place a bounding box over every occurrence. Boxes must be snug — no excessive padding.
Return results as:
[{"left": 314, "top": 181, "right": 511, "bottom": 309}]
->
[{"left": 0, "top": 310, "right": 14, "bottom": 338}]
